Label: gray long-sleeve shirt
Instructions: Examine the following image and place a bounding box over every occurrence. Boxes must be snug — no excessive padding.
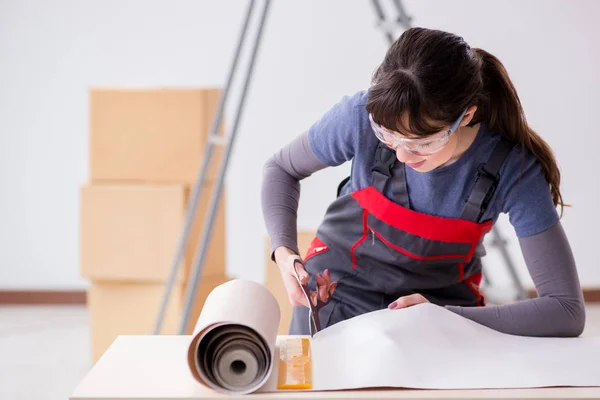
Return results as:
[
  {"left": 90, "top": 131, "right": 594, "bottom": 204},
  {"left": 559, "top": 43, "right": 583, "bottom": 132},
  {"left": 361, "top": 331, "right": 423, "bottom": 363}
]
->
[{"left": 261, "top": 131, "right": 586, "bottom": 337}]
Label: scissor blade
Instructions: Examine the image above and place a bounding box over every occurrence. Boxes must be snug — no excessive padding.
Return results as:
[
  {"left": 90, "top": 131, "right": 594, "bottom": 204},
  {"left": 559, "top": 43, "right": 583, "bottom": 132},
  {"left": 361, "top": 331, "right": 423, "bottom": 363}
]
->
[{"left": 309, "top": 310, "right": 317, "bottom": 338}]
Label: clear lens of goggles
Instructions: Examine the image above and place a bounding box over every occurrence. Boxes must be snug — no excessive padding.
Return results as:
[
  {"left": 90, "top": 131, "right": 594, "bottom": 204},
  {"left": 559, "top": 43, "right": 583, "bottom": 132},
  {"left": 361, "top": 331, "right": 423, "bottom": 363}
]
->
[
  {"left": 369, "top": 108, "right": 467, "bottom": 156},
  {"left": 371, "top": 123, "right": 450, "bottom": 156}
]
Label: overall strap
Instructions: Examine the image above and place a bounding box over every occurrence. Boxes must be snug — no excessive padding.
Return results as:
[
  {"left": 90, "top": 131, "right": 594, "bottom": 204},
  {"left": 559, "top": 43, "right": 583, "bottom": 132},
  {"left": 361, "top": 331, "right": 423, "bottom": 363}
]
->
[
  {"left": 371, "top": 142, "right": 396, "bottom": 193},
  {"left": 460, "top": 138, "right": 516, "bottom": 222},
  {"left": 389, "top": 163, "right": 410, "bottom": 209},
  {"left": 336, "top": 176, "right": 351, "bottom": 198},
  {"left": 370, "top": 143, "right": 410, "bottom": 208}
]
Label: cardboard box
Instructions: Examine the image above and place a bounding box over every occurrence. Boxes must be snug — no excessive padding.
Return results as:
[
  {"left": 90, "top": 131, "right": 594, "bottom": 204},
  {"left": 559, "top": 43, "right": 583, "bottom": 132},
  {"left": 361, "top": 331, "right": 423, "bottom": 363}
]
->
[
  {"left": 89, "top": 88, "right": 223, "bottom": 184},
  {"left": 265, "top": 231, "right": 316, "bottom": 335},
  {"left": 88, "top": 275, "right": 229, "bottom": 363},
  {"left": 80, "top": 183, "right": 225, "bottom": 283}
]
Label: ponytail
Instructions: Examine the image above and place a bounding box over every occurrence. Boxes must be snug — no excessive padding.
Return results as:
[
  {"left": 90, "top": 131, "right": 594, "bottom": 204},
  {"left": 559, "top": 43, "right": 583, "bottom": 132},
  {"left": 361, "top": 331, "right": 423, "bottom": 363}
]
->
[{"left": 471, "top": 48, "right": 566, "bottom": 215}]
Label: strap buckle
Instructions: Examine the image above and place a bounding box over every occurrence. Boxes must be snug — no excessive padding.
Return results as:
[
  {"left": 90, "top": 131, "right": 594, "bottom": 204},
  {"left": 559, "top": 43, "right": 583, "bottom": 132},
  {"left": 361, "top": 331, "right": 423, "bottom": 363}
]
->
[
  {"left": 476, "top": 164, "right": 499, "bottom": 186},
  {"left": 371, "top": 145, "right": 396, "bottom": 177},
  {"left": 476, "top": 164, "right": 500, "bottom": 209}
]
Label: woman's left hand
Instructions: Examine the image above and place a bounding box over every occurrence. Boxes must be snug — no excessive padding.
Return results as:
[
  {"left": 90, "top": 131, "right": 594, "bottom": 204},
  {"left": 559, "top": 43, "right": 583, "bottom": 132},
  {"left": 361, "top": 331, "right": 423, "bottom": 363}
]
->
[{"left": 388, "top": 293, "right": 430, "bottom": 310}]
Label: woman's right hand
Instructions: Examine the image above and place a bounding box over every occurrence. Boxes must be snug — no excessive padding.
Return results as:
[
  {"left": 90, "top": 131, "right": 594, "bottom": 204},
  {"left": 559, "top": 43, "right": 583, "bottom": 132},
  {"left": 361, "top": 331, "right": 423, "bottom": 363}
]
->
[{"left": 274, "top": 246, "right": 337, "bottom": 308}]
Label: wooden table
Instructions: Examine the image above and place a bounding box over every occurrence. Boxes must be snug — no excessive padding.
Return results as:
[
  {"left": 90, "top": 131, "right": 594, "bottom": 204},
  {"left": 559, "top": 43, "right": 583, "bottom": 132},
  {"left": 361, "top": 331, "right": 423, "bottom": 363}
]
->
[{"left": 70, "top": 336, "right": 600, "bottom": 399}]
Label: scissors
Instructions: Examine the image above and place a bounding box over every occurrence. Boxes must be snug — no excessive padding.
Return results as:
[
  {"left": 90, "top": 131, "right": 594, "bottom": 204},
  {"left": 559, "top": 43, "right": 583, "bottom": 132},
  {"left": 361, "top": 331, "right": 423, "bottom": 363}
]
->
[{"left": 292, "top": 259, "right": 330, "bottom": 338}]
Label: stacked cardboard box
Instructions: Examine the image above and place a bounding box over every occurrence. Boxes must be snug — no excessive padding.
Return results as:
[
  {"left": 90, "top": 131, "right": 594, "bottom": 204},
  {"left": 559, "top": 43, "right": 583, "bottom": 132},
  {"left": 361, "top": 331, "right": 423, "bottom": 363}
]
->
[
  {"left": 80, "top": 88, "right": 229, "bottom": 363},
  {"left": 264, "top": 231, "right": 316, "bottom": 335}
]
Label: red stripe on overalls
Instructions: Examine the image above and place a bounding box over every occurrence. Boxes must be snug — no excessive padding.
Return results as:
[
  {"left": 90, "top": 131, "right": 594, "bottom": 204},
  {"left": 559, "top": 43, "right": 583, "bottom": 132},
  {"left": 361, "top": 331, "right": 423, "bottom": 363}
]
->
[
  {"left": 350, "top": 210, "right": 369, "bottom": 269},
  {"left": 303, "top": 236, "right": 329, "bottom": 263},
  {"left": 465, "top": 272, "right": 485, "bottom": 306},
  {"left": 352, "top": 187, "right": 493, "bottom": 244}
]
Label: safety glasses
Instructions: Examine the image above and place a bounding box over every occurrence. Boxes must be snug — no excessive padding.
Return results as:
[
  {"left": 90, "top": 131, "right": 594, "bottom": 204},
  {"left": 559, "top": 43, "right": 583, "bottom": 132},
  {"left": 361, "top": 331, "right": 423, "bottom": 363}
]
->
[{"left": 368, "top": 108, "right": 468, "bottom": 156}]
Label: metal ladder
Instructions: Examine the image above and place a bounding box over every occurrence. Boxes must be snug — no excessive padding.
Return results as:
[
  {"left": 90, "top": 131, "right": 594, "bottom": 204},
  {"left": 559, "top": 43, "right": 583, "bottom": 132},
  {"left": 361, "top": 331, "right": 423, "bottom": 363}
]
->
[
  {"left": 153, "top": 0, "right": 272, "bottom": 335},
  {"left": 370, "top": 0, "right": 527, "bottom": 302},
  {"left": 154, "top": 0, "right": 527, "bottom": 335}
]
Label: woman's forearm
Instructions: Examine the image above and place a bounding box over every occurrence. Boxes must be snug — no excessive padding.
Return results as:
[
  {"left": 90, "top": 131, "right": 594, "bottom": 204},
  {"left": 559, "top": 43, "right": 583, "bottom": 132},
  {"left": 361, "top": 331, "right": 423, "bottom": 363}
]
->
[
  {"left": 446, "top": 295, "right": 585, "bottom": 337},
  {"left": 446, "top": 222, "right": 586, "bottom": 337},
  {"left": 261, "top": 132, "right": 328, "bottom": 260}
]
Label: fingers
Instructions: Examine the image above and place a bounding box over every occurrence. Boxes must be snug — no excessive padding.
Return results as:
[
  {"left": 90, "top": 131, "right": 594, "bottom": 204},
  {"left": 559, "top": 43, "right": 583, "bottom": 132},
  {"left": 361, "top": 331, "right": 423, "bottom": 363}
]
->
[
  {"left": 315, "top": 270, "right": 330, "bottom": 303},
  {"left": 329, "top": 281, "right": 338, "bottom": 297},
  {"left": 275, "top": 254, "right": 313, "bottom": 307},
  {"left": 388, "top": 293, "right": 428, "bottom": 310},
  {"left": 289, "top": 257, "right": 309, "bottom": 285},
  {"left": 310, "top": 291, "right": 318, "bottom": 308},
  {"left": 314, "top": 269, "right": 338, "bottom": 304},
  {"left": 279, "top": 264, "right": 309, "bottom": 307},
  {"left": 279, "top": 255, "right": 338, "bottom": 307},
  {"left": 288, "top": 282, "right": 309, "bottom": 307},
  {"left": 323, "top": 269, "right": 337, "bottom": 297}
]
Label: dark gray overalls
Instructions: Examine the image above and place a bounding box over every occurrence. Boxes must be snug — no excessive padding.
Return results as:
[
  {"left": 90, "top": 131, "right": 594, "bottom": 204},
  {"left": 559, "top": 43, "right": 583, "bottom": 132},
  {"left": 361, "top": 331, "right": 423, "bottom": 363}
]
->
[{"left": 289, "top": 139, "right": 515, "bottom": 335}]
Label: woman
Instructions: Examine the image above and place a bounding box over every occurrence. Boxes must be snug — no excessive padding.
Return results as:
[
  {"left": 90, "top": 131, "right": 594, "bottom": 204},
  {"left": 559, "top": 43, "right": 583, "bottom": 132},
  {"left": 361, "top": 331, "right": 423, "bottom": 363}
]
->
[{"left": 261, "top": 27, "right": 585, "bottom": 337}]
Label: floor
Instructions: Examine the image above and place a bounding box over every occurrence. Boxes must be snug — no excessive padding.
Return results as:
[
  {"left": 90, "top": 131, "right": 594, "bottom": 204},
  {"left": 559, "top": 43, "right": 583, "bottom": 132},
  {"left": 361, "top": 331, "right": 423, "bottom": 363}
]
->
[
  {"left": 0, "top": 306, "right": 90, "bottom": 400},
  {"left": 1, "top": 304, "right": 600, "bottom": 400}
]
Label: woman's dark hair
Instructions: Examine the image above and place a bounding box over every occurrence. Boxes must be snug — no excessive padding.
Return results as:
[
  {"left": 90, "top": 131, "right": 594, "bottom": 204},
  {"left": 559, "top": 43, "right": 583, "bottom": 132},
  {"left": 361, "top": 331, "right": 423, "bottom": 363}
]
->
[{"left": 366, "top": 27, "right": 565, "bottom": 215}]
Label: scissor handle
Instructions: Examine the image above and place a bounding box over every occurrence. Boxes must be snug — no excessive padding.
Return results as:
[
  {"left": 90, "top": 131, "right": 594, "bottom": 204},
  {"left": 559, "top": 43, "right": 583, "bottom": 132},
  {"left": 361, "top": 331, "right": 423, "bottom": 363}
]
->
[
  {"left": 292, "top": 258, "right": 308, "bottom": 289},
  {"left": 292, "top": 259, "right": 313, "bottom": 306},
  {"left": 292, "top": 259, "right": 320, "bottom": 337}
]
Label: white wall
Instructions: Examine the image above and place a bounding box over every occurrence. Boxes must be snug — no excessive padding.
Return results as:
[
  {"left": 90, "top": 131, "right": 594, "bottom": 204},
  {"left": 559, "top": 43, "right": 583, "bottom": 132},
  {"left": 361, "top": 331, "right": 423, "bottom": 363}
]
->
[{"left": 1, "top": 0, "right": 599, "bottom": 291}]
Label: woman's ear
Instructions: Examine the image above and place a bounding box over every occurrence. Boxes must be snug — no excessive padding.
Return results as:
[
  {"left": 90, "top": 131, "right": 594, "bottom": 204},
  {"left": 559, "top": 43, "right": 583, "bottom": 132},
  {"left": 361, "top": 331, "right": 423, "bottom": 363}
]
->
[{"left": 461, "top": 105, "right": 478, "bottom": 127}]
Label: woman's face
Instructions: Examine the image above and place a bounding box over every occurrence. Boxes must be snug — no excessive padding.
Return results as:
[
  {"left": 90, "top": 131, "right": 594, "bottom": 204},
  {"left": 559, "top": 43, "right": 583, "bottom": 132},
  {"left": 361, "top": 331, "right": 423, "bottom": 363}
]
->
[
  {"left": 390, "top": 106, "right": 478, "bottom": 172},
  {"left": 394, "top": 133, "right": 460, "bottom": 172}
]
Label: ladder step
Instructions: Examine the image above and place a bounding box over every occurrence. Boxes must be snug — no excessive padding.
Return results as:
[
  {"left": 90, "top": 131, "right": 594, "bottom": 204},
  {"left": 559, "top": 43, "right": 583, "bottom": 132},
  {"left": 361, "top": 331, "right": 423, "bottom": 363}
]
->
[
  {"left": 207, "top": 135, "right": 228, "bottom": 146},
  {"left": 375, "top": 19, "right": 407, "bottom": 31}
]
